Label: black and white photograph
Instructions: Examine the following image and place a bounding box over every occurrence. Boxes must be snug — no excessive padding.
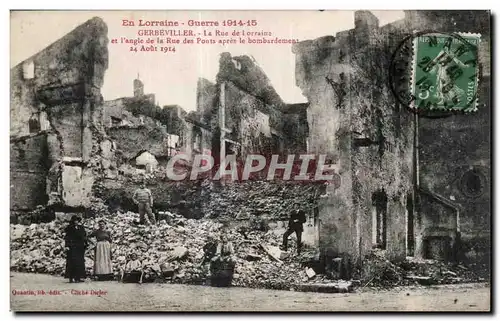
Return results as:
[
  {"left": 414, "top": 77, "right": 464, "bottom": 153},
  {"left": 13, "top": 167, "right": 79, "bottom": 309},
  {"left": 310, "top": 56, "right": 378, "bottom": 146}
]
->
[{"left": 9, "top": 9, "right": 491, "bottom": 312}]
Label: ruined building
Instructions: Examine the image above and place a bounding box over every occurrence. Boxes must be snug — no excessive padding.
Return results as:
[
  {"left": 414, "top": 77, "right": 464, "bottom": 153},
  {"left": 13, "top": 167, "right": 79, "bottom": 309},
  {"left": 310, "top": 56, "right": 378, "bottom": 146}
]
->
[
  {"left": 10, "top": 14, "right": 312, "bottom": 225},
  {"left": 10, "top": 17, "right": 109, "bottom": 220},
  {"left": 102, "top": 78, "right": 173, "bottom": 173},
  {"left": 99, "top": 50, "right": 312, "bottom": 175},
  {"left": 293, "top": 12, "right": 414, "bottom": 266},
  {"left": 194, "top": 53, "right": 309, "bottom": 165},
  {"left": 10, "top": 12, "right": 490, "bottom": 270},
  {"left": 292, "top": 10, "right": 490, "bottom": 266}
]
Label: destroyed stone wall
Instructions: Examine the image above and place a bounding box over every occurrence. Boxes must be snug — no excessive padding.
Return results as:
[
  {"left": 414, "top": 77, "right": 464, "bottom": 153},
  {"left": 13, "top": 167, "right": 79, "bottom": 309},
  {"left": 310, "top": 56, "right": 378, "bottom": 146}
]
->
[
  {"left": 103, "top": 98, "right": 159, "bottom": 128},
  {"left": 10, "top": 17, "right": 109, "bottom": 214},
  {"left": 161, "top": 105, "right": 188, "bottom": 138},
  {"left": 196, "top": 78, "right": 218, "bottom": 123},
  {"left": 10, "top": 134, "right": 50, "bottom": 211},
  {"left": 96, "top": 177, "right": 206, "bottom": 217},
  {"left": 282, "top": 104, "right": 309, "bottom": 154},
  {"left": 193, "top": 53, "right": 308, "bottom": 163},
  {"left": 48, "top": 102, "right": 84, "bottom": 158},
  {"left": 61, "top": 164, "right": 94, "bottom": 207},
  {"left": 108, "top": 126, "right": 167, "bottom": 161},
  {"left": 347, "top": 13, "right": 413, "bottom": 262},
  {"left": 217, "top": 52, "right": 284, "bottom": 107},
  {"left": 199, "top": 126, "right": 213, "bottom": 152},
  {"left": 293, "top": 11, "right": 414, "bottom": 264},
  {"left": 10, "top": 133, "right": 50, "bottom": 174},
  {"left": 293, "top": 10, "right": 491, "bottom": 266},
  {"left": 292, "top": 35, "right": 356, "bottom": 262},
  {"left": 10, "top": 172, "right": 47, "bottom": 212},
  {"left": 223, "top": 81, "right": 274, "bottom": 158},
  {"left": 10, "top": 17, "right": 108, "bottom": 139},
  {"left": 184, "top": 121, "right": 213, "bottom": 157}
]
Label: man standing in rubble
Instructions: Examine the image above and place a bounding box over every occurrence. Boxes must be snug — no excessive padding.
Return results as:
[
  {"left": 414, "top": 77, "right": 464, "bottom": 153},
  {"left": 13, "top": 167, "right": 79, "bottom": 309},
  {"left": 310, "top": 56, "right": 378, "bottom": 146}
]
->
[
  {"left": 281, "top": 205, "right": 307, "bottom": 254},
  {"left": 132, "top": 181, "right": 156, "bottom": 225}
]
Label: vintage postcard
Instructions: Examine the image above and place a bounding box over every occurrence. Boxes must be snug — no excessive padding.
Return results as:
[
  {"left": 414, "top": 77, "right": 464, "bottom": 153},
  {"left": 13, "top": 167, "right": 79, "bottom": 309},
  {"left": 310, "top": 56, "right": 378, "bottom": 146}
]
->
[{"left": 10, "top": 10, "right": 491, "bottom": 312}]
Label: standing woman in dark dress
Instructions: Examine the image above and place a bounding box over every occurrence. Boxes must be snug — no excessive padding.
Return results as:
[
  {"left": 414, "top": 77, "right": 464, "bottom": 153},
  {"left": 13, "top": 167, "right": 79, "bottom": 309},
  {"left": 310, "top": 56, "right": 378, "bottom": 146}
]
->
[
  {"left": 64, "top": 215, "right": 88, "bottom": 283},
  {"left": 89, "top": 220, "right": 114, "bottom": 281}
]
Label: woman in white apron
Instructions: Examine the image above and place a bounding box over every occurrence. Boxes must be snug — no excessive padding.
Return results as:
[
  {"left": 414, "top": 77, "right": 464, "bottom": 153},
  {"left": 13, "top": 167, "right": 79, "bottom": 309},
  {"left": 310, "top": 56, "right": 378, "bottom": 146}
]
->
[{"left": 89, "top": 220, "right": 114, "bottom": 281}]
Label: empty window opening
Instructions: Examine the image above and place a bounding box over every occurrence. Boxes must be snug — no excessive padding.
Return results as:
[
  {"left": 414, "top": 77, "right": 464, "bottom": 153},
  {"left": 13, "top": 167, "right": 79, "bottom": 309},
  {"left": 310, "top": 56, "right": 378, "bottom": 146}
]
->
[
  {"left": 22, "top": 61, "right": 35, "bottom": 79},
  {"left": 460, "top": 169, "right": 485, "bottom": 198},
  {"left": 192, "top": 128, "right": 202, "bottom": 152}
]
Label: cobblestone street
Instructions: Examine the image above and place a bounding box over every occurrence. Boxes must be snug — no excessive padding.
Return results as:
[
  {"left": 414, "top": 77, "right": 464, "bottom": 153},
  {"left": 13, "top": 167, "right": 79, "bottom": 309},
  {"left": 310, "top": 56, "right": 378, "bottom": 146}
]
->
[{"left": 10, "top": 273, "right": 490, "bottom": 312}]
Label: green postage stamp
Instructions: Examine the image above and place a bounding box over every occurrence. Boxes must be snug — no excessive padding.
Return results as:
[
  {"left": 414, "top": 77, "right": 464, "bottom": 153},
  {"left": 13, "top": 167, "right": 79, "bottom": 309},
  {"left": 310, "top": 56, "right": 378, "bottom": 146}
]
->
[{"left": 411, "top": 33, "right": 481, "bottom": 112}]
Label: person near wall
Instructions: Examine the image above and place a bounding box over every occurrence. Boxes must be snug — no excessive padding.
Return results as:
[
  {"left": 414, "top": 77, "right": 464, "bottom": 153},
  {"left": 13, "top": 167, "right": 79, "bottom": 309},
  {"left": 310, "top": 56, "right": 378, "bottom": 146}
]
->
[
  {"left": 89, "top": 220, "right": 114, "bottom": 281},
  {"left": 121, "top": 253, "right": 144, "bottom": 284},
  {"left": 281, "top": 207, "right": 307, "bottom": 254},
  {"left": 64, "top": 215, "right": 88, "bottom": 283},
  {"left": 132, "top": 181, "right": 156, "bottom": 225}
]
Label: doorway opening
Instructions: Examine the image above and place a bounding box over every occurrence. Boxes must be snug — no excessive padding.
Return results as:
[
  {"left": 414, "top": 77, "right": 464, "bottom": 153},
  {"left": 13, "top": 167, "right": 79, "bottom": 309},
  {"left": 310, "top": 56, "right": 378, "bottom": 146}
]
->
[
  {"left": 406, "top": 193, "right": 415, "bottom": 256},
  {"left": 372, "top": 189, "right": 388, "bottom": 249}
]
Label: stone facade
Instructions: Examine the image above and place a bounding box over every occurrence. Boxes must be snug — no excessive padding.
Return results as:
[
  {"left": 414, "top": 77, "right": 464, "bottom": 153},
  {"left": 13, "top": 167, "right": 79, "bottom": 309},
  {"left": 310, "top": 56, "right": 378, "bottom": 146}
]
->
[
  {"left": 292, "top": 10, "right": 490, "bottom": 265},
  {"left": 10, "top": 17, "right": 109, "bottom": 215},
  {"left": 10, "top": 134, "right": 50, "bottom": 211},
  {"left": 293, "top": 12, "right": 413, "bottom": 265}
]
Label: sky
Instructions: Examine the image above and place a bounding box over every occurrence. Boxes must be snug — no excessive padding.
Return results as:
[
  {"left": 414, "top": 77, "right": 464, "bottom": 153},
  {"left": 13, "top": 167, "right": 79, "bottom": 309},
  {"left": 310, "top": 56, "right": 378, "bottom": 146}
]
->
[{"left": 10, "top": 10, "right": 404, "bottom": 112}]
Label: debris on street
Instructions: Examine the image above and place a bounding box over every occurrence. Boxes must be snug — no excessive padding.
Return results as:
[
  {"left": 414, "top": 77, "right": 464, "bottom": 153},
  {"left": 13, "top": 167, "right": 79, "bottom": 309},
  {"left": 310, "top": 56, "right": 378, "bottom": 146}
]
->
[
  {"left": 10, "top": 211, "right": 313, "bottom": 290},
  {"left": 356, "top": 249, "right": 490, "bottom": 288},
  {"left": 10, "top": 213, "right": 489, "bottom": 291}
]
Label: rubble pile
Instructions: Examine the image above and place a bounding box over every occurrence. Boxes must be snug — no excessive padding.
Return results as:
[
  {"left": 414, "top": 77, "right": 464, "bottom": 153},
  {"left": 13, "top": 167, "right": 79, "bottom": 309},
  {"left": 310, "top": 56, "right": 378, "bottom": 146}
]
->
[
  {"left": 357, "top": 250, "right": 489, "bottom": 288},
  {"left": 12, "top": 206, "right": 55, "bottom": 225},
  {"left": 358, "top": 250, "right": 405, "bottom": 287},
  {"left": 95, "top": 176, "right": 206, "bottom": 218},
  {"left": 10, "top": 211, "right": 312, "bottom": 290},
  {"left": 206, "top": 181, "right": 324, "bottom": 220},
  {"left": 399, "top": 257, "right": 489, "bottom": 285},
  {"left": 95, "top": 176, "right": 324, "bottom": 222},
  {"left": 88, "top": 197, "right": 110, "bottom": 217}
]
